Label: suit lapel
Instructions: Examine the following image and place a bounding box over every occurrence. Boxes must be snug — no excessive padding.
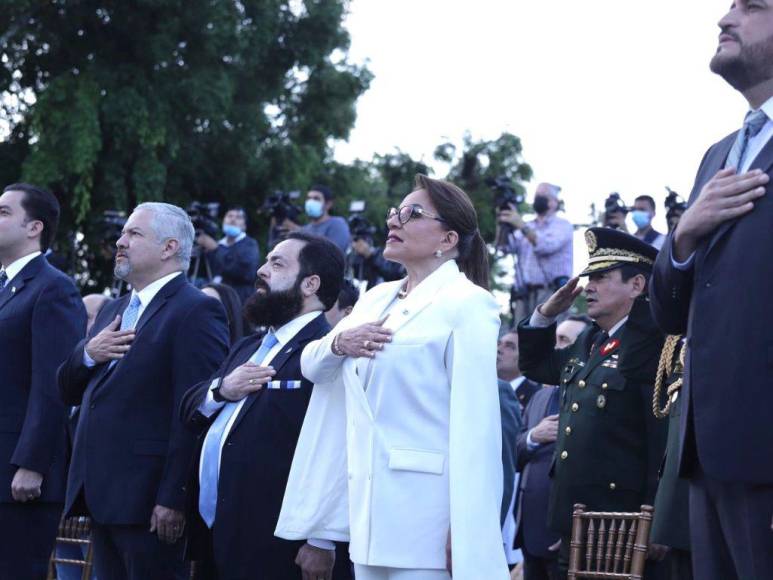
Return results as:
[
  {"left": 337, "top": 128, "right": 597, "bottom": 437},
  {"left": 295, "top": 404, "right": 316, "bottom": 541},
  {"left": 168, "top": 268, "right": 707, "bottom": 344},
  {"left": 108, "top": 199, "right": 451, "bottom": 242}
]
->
[
  {"left": 134, "top": 274, "right": 186, "bottom": 335},
  {"left": 705, "top": 132, "right": 773, "bottom": 258},
  {"left": 0, "top": 256, "right": 44, "bottom": 313},
  {"left": 229, "top": 314, "right": 327, "bottom": 434},
  {"left": 89, "top": 295, "right": 131, "bottom": 393}
]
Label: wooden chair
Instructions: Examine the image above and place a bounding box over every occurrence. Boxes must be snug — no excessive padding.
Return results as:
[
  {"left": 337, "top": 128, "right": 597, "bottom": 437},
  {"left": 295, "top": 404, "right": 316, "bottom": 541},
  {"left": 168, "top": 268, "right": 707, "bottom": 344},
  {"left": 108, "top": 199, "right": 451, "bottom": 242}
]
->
[
  {"left": 47, "top": 516, "right": 94, "bottom": 580},
  {"left": 567, "top": 503, "right": 654, "bottom": 580}
]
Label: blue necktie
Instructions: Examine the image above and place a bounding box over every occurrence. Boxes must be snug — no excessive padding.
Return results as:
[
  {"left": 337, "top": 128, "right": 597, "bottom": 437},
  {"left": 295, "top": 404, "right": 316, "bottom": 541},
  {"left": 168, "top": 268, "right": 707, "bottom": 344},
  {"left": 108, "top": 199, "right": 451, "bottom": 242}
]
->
[
  {"left": 726, "top": 109, "right": 769, "bottom": 171},
  {"left": 199, "top": 331, "right": 279, "bottom": 528},
  {"left": 0, "top": 270, "right": 7, "bottom": 291},
  {"left": 108, "top": 295, "right": 141, "bottom": 369}
]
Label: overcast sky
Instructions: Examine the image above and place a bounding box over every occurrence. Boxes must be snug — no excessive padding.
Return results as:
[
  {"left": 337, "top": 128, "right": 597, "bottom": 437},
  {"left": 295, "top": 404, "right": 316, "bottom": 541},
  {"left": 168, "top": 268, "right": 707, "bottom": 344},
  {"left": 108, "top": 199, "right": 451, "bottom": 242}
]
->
[{"left": 334, "top": 0, "right": 747, "bottom": 234}]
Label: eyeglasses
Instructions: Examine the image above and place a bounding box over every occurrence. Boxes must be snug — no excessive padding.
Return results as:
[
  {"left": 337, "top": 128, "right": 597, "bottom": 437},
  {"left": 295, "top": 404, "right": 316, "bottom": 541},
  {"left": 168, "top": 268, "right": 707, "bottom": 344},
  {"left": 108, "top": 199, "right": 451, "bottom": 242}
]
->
[{"left": 386, "top": 204, "right": 447, "bottom": 226}]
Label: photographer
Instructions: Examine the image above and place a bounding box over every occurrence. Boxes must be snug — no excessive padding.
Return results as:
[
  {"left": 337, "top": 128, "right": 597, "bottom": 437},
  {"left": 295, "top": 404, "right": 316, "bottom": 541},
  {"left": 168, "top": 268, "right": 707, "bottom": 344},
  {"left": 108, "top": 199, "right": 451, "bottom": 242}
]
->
[
  {"left": 279, "top": 185, "right": 351, "bottom": 254},
  {"left": 195, "top": 206, "right": 261, "bottom": 304},
  {"left": 664, "top": 188, "right": 686, "bottom": 234},
  {"left": 602, "top": 192, "right": 629, "bottom": 231},
  {"left": 349, "top": 233, "right": 404, "bottom": 290},
  {"left": 498, "top": 182, "right": 573, "bottom": 323},
  {"left": 631, "top": 195, "right": 665, "bottom": 250}
]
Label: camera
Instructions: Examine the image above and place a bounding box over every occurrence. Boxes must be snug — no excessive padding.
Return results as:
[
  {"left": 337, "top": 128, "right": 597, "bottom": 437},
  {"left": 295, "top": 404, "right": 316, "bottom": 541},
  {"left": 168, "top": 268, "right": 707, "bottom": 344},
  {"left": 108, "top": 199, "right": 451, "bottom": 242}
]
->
[
  {"left": 604, "top": 192, "right": 629, "bottom": 215},
  {"left": 664, "top": 187, "right": 686, "bottom": 216},
  {"left": 260, "top": 191, "right": 302, "bottom": 223},
  {"left": 187, "top": 201, "right": 221, "bottom": 238},
  {"left": 98, "top": 210, "right": 127, "bottom": 242},
  {"left": 487, "top": 176, "right": 525, "bottom": 210},
  {"left": 348, "top": 200, "right": 377, "bottom": 241}
]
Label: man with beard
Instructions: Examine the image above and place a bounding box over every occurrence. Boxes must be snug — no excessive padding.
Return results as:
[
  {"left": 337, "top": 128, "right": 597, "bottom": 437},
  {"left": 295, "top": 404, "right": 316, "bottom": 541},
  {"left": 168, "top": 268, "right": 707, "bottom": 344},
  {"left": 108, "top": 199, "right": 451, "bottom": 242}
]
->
[
  {"left": 180, "top": 232, "right": 350, "bottom": 580},
  {"left": 497, "top": 183, "right": 574, "bottom": 324},
  {"left": 649, "top": 2, "right": 773, "bottom": 578},
  {"left": 58, "top": 203, "right": 229, "bottom": 580}
]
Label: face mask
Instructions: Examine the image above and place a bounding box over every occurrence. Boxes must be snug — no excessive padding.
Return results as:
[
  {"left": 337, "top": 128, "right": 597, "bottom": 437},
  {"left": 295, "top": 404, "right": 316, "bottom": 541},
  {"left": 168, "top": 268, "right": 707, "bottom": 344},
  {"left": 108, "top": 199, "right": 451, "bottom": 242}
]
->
[
  {"left": 631, "top": 210, "right": 652, "bottom": 229},
  {"left": 305, "top": 199, "right": 324, "bottom": 219},
  {"left": 533, "top": 196, "right": 550, "bottom": 215},
  {"left": 222, "top": 224, "right": 242, "bottom": 238}
]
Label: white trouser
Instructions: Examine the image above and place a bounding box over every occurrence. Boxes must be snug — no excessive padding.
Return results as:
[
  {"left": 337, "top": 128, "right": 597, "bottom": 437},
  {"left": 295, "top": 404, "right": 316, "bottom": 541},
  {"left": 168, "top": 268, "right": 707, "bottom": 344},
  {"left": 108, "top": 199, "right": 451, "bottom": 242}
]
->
[{"left": 354, "top": 564, "right": 451, "bottom": 580}]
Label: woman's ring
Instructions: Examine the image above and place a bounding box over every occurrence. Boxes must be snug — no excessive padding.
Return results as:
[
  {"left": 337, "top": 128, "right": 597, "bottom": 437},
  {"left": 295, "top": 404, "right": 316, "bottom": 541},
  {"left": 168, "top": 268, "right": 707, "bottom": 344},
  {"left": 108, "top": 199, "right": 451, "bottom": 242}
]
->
[{"left": 249, "top": 378, "right": 257, "bottom": 385}]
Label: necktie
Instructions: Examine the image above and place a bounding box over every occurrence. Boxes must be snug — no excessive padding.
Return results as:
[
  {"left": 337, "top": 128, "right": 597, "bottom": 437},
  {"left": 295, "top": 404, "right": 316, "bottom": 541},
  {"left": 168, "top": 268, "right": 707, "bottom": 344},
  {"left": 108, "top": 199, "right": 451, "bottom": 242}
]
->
[
  {"left": 725, "top": 109, "right": 769, "bottom": 171},
  {"left": 0, "top": 270, "right": 7, "bottom": 290},
  {"left": 199, "top": 331, "right": 279, "bottom": 528},
  {"left": 108, "top": 295, "right": 142, "bottom": 369}
]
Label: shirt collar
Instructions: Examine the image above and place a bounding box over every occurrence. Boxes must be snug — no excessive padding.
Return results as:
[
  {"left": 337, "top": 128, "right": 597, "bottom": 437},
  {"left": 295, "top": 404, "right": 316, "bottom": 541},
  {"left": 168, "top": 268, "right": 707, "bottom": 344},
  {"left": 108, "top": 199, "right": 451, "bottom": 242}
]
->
[
  {"left": 607, "top": 315, "right": 628, "bottom": 338},
  {"left": 219, "top": 232, "right": 247, "bottom": 246},
  {"left": 510, "top": 376, "right": 526, "bottom": 391},
  {"left": 756, "top": 96, "right": 773, "bottom": 121},
  {"left": 132, "top": 271, "right": 182, "bottom": 309},
  {"left": 271, "top": 310, "right": 323, "bottom": 348},
  {"left": 2, "top": 251, "right": 42, "bottom": 283}
]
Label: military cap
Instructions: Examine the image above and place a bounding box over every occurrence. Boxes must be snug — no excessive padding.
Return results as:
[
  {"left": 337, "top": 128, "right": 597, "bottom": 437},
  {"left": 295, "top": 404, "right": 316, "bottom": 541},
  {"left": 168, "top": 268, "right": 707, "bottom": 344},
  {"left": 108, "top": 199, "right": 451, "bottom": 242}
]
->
[{"left": 579, "top": 227, "right": 659, "bottom": 277}]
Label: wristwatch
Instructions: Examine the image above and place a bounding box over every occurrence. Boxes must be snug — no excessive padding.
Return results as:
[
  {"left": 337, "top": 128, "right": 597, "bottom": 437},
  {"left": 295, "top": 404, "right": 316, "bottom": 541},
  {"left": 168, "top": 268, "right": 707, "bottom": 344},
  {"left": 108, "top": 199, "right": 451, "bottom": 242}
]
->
[{"left": 212, "top": 385, "right": 228, "bottom": 403}]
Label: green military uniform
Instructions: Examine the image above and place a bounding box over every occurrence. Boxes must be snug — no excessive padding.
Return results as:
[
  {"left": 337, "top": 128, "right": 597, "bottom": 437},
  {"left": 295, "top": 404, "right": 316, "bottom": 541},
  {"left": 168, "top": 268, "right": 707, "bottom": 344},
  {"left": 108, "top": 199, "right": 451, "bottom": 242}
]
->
[
  {"left": 517, "top": 228, "right": 668, "bottom": 574},
  {"left": 651, "top": 337, "right": 693, "bottom": 579}
]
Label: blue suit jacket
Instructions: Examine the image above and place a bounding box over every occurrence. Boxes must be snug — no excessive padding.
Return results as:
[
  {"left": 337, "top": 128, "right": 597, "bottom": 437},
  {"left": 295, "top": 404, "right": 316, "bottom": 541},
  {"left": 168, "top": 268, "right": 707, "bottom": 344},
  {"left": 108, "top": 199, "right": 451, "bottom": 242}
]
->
[
  {"left": 58, "top": 274, "right": 229, "bottom": 523},
  {"left": 0, "top": 255, "right": 86, "bottom": 503},
  {"left": 650, "top": 131, "right": 773, "bottom": 484},
  {"left": 180, "top": 313, "right": 353, "bottom": 579}
]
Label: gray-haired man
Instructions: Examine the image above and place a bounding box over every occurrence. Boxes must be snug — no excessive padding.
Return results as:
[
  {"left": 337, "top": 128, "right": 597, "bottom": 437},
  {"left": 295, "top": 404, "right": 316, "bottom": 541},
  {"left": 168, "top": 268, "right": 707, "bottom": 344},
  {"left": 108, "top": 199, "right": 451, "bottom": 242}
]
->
[{"left": 58, "top": 203, "right": 229, "bottom": 580}]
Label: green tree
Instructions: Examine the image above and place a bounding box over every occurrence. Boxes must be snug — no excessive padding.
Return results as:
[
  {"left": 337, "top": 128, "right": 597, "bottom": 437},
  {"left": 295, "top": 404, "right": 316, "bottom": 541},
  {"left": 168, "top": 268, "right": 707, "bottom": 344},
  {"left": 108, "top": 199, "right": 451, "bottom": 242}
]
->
[{"left": 0, "top": 0, "right": 371, "bottom": 290}]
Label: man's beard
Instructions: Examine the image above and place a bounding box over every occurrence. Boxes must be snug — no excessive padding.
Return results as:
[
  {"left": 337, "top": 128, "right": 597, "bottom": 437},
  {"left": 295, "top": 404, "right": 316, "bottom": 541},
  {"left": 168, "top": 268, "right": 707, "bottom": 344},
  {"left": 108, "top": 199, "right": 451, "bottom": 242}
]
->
[
  {"left": 114, "top": 258, "right": 131, "bottom": 280},
  {"left": 710, "top": 33, "right": 773, "bottom": 92},
  {"left": 243, "top": 277, "right": 304, "bottom": 329}
]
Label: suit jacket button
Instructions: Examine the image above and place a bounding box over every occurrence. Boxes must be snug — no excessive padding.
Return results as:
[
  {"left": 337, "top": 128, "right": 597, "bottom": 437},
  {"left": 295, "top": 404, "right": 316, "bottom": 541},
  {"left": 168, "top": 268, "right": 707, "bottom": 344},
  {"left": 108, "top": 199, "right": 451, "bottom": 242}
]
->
[
  {"left": 565, "top": 426, "right": 572, "bottom": 436},
  {"left": 571, "top": 402, "right": 579, "bottom": 412},
  {"left": 609, "top": 482, "right": 616, "bottom": 490},
  {"left": 578, "top": 380, "right": 586, "bottom": 388},
  {"left": 560, "top": 451, "right": 568, "bottom": 460},
  {"left": 601, "top": 383, "right": 609, "bottom": 390}
]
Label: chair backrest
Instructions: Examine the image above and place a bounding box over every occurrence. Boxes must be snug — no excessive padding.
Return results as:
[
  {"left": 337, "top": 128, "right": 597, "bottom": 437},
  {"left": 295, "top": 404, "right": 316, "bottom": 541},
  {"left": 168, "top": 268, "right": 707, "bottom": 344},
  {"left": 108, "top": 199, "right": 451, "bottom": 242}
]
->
[
  {"left": 567, "top": 503, "right": 654, "bottom": 580},
  {"left": 47, "top": 516, "right": 95, "bottom": 580}
]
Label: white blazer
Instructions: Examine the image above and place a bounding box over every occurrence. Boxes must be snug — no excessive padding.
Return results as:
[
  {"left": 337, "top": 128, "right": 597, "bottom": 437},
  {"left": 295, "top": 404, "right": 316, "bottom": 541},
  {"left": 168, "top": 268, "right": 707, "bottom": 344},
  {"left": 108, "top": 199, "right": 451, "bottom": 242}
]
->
[{"left": 276, "top": 261, "right": 509, "bottom": 579}]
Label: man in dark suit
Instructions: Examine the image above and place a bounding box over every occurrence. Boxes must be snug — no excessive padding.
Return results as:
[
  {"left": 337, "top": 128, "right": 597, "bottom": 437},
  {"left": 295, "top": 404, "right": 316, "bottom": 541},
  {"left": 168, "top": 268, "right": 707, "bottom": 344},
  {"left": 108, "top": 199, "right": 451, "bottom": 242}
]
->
[
  {"left": 515, "top": 386, "right": 561, "bottom": 580},
  {"left": 181, "top": 232, "right": 351, "bottom": 580},
  {"left": 58, "top": 202, "right": 229, "bottom": 580},
  {"left": 649, "top": 4, "right": 773, "bottom": 578},
  {"left": 497, "top": 330, "right": 542, "bottom": 411},
  {"left": 0, "top": 183, "right": 86, "bottom": 580}
]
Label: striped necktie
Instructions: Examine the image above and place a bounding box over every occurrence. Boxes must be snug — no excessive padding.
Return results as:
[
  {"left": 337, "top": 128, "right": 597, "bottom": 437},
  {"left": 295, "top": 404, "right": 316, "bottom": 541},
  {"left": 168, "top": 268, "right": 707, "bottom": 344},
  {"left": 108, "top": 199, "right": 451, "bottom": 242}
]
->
[
  {"left": 198, "top": 331, "right": 279, "bottom": 528},
  {"left": 725, "top": 109, "right": 769, "bottom": 171},
  {"left": 0, "top": 270, "right": 7, "bottom": 290}
]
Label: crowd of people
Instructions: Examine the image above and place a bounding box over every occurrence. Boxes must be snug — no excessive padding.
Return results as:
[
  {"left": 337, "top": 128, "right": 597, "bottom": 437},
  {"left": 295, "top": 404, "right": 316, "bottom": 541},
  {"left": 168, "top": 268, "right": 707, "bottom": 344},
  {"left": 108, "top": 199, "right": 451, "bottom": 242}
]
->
[{"left": 2, "top": 3, "right": 773, "bottom": 580}]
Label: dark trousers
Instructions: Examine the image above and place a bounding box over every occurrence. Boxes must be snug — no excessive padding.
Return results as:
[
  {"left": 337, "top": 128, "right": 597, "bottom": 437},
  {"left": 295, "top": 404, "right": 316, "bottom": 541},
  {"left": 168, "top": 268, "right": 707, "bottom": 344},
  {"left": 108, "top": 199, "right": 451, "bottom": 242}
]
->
[
  {"left": 523, "top": 547, "right": 560, "bottom": 580},
  {"left": 92, "top": 521, "right": 189, "bottom": 580},
  {"left": 667, "top": 548, "right": 693, "bottom": 580},
  {"left": 689, "top": 465, "right": 773, "bottom": 580},
  {"left": 0, "top": 501, "right": 62, "bottom": 580}
]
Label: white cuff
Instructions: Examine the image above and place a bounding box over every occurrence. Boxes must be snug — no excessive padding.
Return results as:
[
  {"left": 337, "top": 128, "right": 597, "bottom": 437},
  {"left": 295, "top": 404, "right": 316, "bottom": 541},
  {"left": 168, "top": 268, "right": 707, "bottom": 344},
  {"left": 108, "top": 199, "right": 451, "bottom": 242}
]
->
[
  {"left": 198, "top": 379, "right": 225, "bottom": 417},
  {"left": 83, "top": 350, "right": 97, "bottom": 368},
  {"left": 670, "top": 251, "right": 695, "bottom": 271},
  {"left": 307, "top": 538, "right": 336, "bottom": 550},
  {"left": 529, "top": 307, "right": 556, "bottom": 328},
  {"left": 526, "top": 428, "right": 540, "bottom": 451}
]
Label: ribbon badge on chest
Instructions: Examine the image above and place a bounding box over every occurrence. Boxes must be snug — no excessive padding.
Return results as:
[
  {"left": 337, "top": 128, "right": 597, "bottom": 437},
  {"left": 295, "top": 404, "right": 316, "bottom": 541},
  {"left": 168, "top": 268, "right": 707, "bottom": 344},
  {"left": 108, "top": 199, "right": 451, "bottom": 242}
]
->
[{"left": 600, "top": 338, "right": 620, "bottom": 357}]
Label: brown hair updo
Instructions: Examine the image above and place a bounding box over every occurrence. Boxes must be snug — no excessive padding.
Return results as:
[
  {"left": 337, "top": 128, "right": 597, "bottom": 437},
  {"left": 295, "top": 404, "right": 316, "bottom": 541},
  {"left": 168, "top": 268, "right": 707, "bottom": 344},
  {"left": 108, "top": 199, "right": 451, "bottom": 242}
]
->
[{"left": 414, "top": 174, "right": 490, "bottom": 290}]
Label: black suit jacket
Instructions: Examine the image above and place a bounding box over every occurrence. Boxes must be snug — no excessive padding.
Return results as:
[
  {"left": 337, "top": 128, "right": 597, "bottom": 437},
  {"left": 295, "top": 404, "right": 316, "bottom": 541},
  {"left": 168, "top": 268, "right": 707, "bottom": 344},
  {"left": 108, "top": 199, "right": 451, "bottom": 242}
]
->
[
  {"left": 514, "top": 386, "right": 561, "bottom": 557},
  {"left": 650, "top": 131, "right": 773, "bottom": 484},
  {"left": 0, "top": 255, "right": 86, "bottom": 503},
  {"left": 58, "top": 274, "right": 229, "bottom": 523},
  {"left": 181, "top": 313, "right": 350, "bottom": 580}
]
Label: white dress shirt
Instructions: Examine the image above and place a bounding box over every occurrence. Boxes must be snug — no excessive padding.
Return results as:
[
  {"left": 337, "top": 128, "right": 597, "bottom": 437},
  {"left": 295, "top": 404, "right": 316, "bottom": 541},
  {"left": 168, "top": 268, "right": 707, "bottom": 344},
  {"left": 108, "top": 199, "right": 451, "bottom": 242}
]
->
[
  {"left": 1, "top": 251, "right": 42, "bottom": 285},
  {"left": 83, "top": 271, "right": 182, "bottom": 367},
  {"left": 197, "top": 310, "right": 322, "bottom": 478}
]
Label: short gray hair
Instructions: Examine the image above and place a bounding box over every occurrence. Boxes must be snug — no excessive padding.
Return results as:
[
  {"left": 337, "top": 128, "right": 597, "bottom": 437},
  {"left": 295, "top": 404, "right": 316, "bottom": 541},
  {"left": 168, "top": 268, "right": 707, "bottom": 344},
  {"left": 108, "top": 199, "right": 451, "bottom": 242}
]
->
[{"left": 134, "top": 202, "right": 194, "bottom": 270}]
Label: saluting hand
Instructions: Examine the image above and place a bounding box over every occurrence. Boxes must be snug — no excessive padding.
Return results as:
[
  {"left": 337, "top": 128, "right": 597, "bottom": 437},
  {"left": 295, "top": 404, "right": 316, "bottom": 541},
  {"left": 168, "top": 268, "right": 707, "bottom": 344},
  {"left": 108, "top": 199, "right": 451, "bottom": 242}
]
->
[
  {"left": 674, "top": 167, "right": 768, "bottom": 261},
  {"left": 219, "top": 363, "right": 276, "bottom": 401},
  {"left": 335, "top": 318, "right": 393, "bottom": 359},
  {"left": 539, "top": 277, "right": 584, "bottom": 318},
  {"left": 84, "top": 315, "right": 135, "bottom": 364}
]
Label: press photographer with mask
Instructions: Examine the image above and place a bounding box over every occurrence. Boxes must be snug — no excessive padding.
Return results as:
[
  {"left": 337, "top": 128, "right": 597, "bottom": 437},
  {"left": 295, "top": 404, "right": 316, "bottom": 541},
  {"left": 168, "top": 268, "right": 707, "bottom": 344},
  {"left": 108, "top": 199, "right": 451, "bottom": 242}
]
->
[
  {"left": 296, "top": 186, "right": 351, "bottom": 255},
  {"left": 631, "top": 195, "right": 665, "bottom": 250},
  {"left": 349, "top": 234, "right": 404, "bottom": 290},
  {"left": 498, "top": 182, "right": 574, "bottom": 323}
]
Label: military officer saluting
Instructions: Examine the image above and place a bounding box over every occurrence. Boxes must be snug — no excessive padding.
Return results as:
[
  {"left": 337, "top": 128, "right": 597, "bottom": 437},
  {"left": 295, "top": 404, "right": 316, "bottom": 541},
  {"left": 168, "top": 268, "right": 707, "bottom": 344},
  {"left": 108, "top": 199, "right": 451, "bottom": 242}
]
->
[{"left": 517, "top": 227, "right": 667, "bottom": 576}]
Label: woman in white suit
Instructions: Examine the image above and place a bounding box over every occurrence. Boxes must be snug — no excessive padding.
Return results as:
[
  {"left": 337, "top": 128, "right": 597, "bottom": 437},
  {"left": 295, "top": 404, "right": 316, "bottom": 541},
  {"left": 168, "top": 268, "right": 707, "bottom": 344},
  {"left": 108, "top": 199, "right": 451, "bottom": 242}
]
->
[{"left": 276, "top": 175, "right": 509, "bottom": 580}]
